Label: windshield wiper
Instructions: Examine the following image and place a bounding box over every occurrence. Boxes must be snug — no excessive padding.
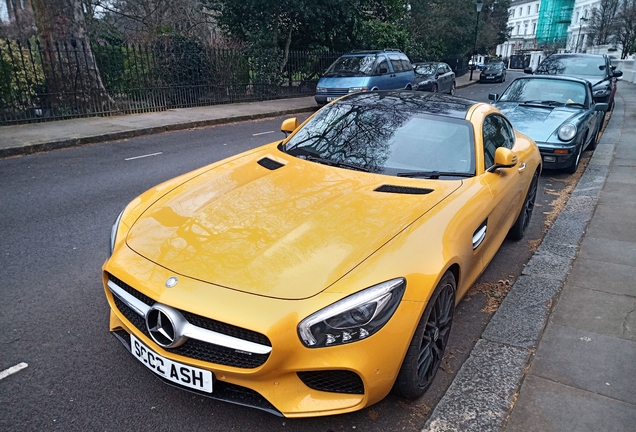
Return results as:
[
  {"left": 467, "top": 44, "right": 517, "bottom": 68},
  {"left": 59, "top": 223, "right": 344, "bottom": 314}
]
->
[
  {"left": 565, "top": 102, "right": 585, "bottom": 108},
  {"left": 520, "top": 100, "right": 564, "bottom": 107},
  {"left": 397, "top": 170, "right": 472, "bottom": 179},
  {"left": 301, "top": 155, "right": 369, "bottom": 172}
]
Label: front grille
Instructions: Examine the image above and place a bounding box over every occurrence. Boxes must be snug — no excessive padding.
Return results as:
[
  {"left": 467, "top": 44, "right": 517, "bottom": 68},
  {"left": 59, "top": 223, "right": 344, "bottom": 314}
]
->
[
  {"left": 297, "top": 370, "right": 365, "bottom": 395},
  {"left": 108, "top": 274, "right": 271, "bottom": 369}
]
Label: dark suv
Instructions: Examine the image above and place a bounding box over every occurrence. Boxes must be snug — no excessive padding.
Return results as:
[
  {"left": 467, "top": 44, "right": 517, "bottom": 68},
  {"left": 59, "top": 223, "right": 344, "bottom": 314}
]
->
[{"left": 525, "top": 53, "right": 622, "bottom": 110}]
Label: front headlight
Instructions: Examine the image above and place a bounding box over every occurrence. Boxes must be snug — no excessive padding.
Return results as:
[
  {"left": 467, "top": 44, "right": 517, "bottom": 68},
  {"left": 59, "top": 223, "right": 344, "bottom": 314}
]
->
[
  {"left": 298, "top": 278, "right": 406, "bottom": 348},
  {"left": 557, "top": 123, "right": 577, "bottom": 141},
  {"left": 348, "top": 87, "right": 369, "bottom": 93},
  {"left": 109, "top": 210, "right": 124, "bottom": 256},
  {"left": 316, "top": 87, "right": 327, "bottom": 93}
]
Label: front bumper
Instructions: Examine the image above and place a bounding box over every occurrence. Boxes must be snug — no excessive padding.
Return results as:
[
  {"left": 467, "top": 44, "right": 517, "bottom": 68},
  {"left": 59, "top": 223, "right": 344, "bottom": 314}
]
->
[
  {"left": 102, "top": 246, "right": 421, "bottom": 417},
  {"left": 315, "top": 91, "right": 347, "bottom": 105},
  {"left": 537, "top": 142, "right": 579, "bottom": 169}
]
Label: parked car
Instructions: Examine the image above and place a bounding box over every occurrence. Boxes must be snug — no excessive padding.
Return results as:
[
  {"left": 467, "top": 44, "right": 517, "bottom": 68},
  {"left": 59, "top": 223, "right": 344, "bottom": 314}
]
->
[
  {"left": 490, "top": 75, "right": 607, "bottom": 173},
  {"left": 525, "top": 53, "right": 622, "bottom": 111},
  {"left": 315, "top": 50, "right": 415, "bottom": 105},
  {"left": 479, "top": 62, "right": 507, "bottom": 83},
  {"left": 104, "top": 90, "right": 541, "bottom": 417},
  {"left": 413, "top": 62, "right": 456, "bottom": 94}
]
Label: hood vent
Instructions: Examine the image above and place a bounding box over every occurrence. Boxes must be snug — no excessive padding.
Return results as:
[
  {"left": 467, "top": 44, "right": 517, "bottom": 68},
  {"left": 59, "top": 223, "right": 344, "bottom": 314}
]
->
[
  {"left": 257, "top": 157, "right": 285, "bottom": 170},
  {"left": 374, "top": 185, "right": 433, "bottom": 195}
]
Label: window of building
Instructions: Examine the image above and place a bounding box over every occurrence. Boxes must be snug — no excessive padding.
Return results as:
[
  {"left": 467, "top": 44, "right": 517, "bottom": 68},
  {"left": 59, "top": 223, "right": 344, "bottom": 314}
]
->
[
  {"left": 527, "top": 5, "right": 531, "bottom": 14},
  {"left": 511, "top": 9, "right": 515, "bottom": 17},
  {"left": 532, "top": 22, "right": 536, "bottom": 34},
  {"left": 536, "top": 3, "right": 539, "bottom": 13},
  {"left": 519, "top": 7, "right": 522, "bottom": 16}
]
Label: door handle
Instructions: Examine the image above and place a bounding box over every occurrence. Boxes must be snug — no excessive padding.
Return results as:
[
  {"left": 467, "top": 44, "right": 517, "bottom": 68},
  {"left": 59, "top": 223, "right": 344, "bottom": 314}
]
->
[{"left": 518, "top": 162, "right": 527, "bottom": 172}]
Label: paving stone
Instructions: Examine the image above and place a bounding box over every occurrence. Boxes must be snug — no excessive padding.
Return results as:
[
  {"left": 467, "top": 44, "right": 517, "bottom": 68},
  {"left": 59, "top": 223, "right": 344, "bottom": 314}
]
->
[
  {"left": 568, "top": 258, "right": 636, "bottom": 297},
  {"left": 552, "top": 285, "right": 636, "bottom": 341},
  {"left": 504, "top": 375, "right": 636, "bottom": 432},
  {"left": 578, "top": 237, "right": 636, "bottom": 268},
  {"left": 529, "top": 324, "right": 636, "bottom": 405}
]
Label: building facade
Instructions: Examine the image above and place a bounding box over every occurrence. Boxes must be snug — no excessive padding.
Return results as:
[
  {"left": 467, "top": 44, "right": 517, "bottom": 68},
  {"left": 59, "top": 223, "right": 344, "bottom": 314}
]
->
[{"left": 497, "top": 0, "right": 603, "bottom": 63}]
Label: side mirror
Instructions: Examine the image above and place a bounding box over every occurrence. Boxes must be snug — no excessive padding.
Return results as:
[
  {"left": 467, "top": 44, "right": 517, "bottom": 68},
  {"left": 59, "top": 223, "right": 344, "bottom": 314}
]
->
[
  {"left": 595, "top": 103, "right": 609, "bottom": 112},
  {"left": 613, "top": 69, "right": 623, "bottom": 78},
  {"left": 524, "top": 67, "right": 533, "bottom": 74},
  {"left": 488, "top": 147, "right": 518, "bottom": 172},
  {"left": 488, "top": 93, "right": 499, "bottom": 102},
  {"left": 281, "top": 117, "right": 299, "bottom": 136}
]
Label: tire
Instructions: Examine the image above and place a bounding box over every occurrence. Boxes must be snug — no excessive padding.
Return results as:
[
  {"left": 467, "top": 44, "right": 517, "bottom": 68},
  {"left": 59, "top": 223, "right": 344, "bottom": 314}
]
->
[
  {"left": 449, "top": 82, "right": 455, "bottom": 95},
  {"left": 393, "top": 272, "right": 456, "bottom": 399},
  {"left": 565, "top": 141, "right": 584, "bottom": 174},
  {"left": 508, "top": 170, "right": 539, "bottom": 240},
  {"left": 587, "top": 126, "right": 600, "bottom": 151},
  {"left": 432, "top": 84, "right": 438, "bottom": 93}
]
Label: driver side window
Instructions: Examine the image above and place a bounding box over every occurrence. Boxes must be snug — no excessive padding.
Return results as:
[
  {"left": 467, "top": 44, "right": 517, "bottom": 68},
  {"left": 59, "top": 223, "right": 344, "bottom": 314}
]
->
[{"left": 483, "top": 115, "right": 515, "bottom": 169}]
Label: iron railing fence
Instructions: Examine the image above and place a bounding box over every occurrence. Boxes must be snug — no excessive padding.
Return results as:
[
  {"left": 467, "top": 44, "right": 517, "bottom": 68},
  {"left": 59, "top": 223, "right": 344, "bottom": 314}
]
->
[{"left": 0, "top": 38, "right": 342, "bottom": 125}]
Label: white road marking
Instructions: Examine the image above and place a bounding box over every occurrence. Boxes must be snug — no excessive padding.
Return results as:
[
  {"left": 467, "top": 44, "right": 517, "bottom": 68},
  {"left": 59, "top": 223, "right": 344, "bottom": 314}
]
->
[
  {"left": 125, "top": 152, "right": 163, "bottom": 161},
  {"left": 252, "top": 131, "right": 275, "bottom": 136},
  {"left": 0, "top": 362, "right": 28, "bottom": 380}
]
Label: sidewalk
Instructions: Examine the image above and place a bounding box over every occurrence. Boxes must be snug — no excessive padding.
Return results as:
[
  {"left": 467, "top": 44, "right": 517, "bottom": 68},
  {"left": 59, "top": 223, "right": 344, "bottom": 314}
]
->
[
  {"left": 0, "top": 73, "right": 477, "bottom": 158},
  {"left": 424, "top": 80, "right": 636, "bottom": 431}
]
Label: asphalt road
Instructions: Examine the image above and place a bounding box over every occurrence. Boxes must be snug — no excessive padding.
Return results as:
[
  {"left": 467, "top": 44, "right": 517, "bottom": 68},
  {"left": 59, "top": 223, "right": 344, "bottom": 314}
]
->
[{"left": 0, "top": 70, "right": 583, "bottom": 431}]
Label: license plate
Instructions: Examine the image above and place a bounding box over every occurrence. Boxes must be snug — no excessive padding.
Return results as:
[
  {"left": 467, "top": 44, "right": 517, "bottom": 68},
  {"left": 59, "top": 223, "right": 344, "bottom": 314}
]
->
[
  {"left": 130, "top": 334, "right": 213, "bottom": 393},
  {"left": 327, "top": 97, "right": 336, "bottom": 101},
  {"left": 487, "top": 76, "right": 494, "bottom": 79}
]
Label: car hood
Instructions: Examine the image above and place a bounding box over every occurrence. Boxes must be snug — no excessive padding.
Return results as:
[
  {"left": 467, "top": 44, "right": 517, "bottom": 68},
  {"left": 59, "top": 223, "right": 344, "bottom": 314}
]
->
[
  {"left": 317, "top": 76, "right": 369, "bottom": 89},
  {"left": 494, "top": 102, "right": 582, "bottom": 142},
  {"left": 126, "top": 150, "right": 460, "bottom": 300}
]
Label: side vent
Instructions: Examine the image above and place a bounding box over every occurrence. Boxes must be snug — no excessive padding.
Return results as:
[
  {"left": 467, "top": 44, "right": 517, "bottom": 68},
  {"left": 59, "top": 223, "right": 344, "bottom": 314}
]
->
[
  {"left": 257, "top": 157, "right": 285, "bottom": 170},
  {"left": 374, "top": 185, "right": 433, "bottom": 195}
]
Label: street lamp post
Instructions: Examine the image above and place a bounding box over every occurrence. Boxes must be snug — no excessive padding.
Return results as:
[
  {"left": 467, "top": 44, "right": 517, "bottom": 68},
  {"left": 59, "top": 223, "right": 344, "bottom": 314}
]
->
[
  {"left": 470, "top": 0, "right": 484, "bottom": 81},
  {"left": 575, "top": 17, "right": 588, "bottom": 53}
]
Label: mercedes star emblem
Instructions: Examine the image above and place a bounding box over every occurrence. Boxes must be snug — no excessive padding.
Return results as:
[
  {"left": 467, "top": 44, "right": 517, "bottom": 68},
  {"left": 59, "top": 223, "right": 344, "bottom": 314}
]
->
[{"left": 145, "top": 304, "right": 187, "bottom": 348}]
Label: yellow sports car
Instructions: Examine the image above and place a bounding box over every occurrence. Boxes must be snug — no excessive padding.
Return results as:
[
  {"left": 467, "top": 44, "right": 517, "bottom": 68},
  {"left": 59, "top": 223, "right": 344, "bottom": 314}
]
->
[{"left": 103, "top": 91, "right": 541, "bottom": 417}]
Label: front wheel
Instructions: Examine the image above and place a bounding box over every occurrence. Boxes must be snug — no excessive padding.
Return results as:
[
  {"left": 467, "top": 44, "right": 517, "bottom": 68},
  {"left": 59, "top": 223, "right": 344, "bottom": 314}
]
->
[
  {"left": 587, "top": 126, "right": 600, "bottom": 151},
  {"left": 508, "top": 170, "right": 539, "bottom": 240},
  {"left": 449, "top": 82, "right": 456, "bottom": 95},
  {"left": 432, "top": 84, "right": 438, "bottom": 93},
  {"left": 393, "top": 272, "right": 456, "bottom": 399},
  {"left": 565, "top": 141, "right": 584, "bottom": 174}
]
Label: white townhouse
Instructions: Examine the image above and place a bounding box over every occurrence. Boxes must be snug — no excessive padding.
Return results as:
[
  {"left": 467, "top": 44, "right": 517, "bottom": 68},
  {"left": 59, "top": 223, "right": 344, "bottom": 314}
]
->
[{"left": 497, "top": 0, "right": 542, "bottom": 59}]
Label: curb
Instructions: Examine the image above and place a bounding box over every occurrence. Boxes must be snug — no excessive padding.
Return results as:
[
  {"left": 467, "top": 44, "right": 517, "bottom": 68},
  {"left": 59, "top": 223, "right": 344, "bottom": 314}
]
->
[
  {"left": 0, "top": 105, "right": 317, "bottom": 159},
  {"left": 422, "top": 91, "right": 625, "bottom": 431}
]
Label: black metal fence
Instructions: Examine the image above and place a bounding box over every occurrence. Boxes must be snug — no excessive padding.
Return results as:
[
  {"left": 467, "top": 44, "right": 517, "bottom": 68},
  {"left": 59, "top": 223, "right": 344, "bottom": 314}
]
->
[{"left": 0, "top": 37, "right": 342, "bottom": 125}]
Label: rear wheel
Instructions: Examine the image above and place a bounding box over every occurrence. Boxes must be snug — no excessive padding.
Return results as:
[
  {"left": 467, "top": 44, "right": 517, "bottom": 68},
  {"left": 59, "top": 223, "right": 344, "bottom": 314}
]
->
[
  {"left": 508, "top": 170, "right": 539, "bottom": 240},
  {"left": 393, "top": 272, "right": 455, "bottom": 399}
]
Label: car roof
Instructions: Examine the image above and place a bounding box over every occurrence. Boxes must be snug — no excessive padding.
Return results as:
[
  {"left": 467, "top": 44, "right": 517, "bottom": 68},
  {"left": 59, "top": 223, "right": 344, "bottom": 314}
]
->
[{"left": 339, "top": 91, "right": 476, "bottom": 119}]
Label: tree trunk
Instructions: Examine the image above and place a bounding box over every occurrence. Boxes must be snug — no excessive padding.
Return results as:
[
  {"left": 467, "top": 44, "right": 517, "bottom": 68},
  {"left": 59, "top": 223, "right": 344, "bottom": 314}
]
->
[{"left": 31, "top": 0, "right": 112, "bottom": 114}]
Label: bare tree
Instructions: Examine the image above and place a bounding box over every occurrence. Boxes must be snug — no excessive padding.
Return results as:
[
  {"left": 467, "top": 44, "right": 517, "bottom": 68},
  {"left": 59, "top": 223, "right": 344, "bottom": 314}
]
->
[
  {"left": 95, "top": 0, "right": 219, "bottom": 43},
  {"left": 31, "top": 0, "right": 109, "bottom": 105},
  {"left": 587, "top": 0, "right": 620, "bottom": 45},
  {"left": 615, "top": 0, "right": 636, "bottom": 58}
]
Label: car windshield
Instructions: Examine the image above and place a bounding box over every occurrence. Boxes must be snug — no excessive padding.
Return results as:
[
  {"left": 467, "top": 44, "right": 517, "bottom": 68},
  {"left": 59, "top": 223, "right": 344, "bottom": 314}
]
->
[
  {"left": 324, "top": 55, "right": 377, "bottom": 77},
  {"left": 499, "top": 79, "right": 587, "bottom": 106},
  {"left": 415, "top": 64, "right": 436, "bottom": 76},
  {"left": 536, "top": 56, "right": 606, "bottom": 77},
  {"left": 283, "top": 97, "right": 475, "bottom": 177},
  {"left": 484, "top": 64, "right": 504, "bottom": 72}
]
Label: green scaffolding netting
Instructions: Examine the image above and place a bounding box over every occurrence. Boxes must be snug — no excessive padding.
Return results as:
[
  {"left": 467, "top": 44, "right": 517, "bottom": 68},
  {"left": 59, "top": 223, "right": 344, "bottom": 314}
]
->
[{"left": 536, "top": 0, "right": 575, "bottom": 47}]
